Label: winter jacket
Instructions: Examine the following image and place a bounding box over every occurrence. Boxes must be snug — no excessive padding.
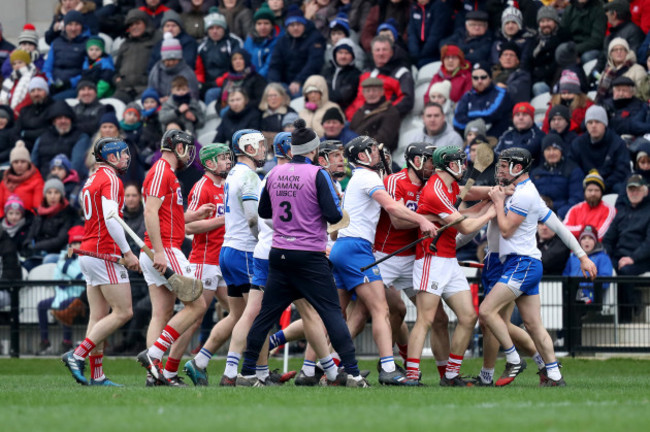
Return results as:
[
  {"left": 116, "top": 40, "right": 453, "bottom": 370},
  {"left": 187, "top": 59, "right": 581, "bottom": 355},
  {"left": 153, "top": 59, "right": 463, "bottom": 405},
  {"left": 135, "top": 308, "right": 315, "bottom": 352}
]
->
[
  {"left": 563, "top": 199, "right": 616, "bottom": 241},
  {"left": 148, "top": 59, "right": 200, "bottom": 100},
  {"left": 360, "top": 1, "right": 411, "bottom": 53},
  {"left": 594, "top": 20, "right": 646, "bottom": 74},
  {"left": 603, "top": 194, "right": 650, "bottom": 263},
  {"left": 0, "top": 165, "right": 44, "bottom": 218},
  {"left": 569, "top": 128, "right": 631, "bottom": 195},
  {"left": 180, "top": 0, "right": 217, "bottom": 40},
  {"left": 320, "top": 126, "right": 359, "bottom": 146},
  {"left": 454, "top": 83, "right": 513, "bottom": 138},
  {"left": 321, "top": 52, "right": 362, "bottom": 111},
  {"left": 44, "top": 1, "right": 99, "bottom": 45},
  {"left": 530, "top": 158, "right": 584, "bottom": 219},
  {"left": 1, "top": 51, "right": 44, "bottom": 81},
  {"left": 73, "top": 100, "right": 108, "bottom": 137},
  {"left": 138, "top": 4, "right": 171, "bottom": 29},
  {"left": 23, "top": 203, "right": 78, "bottom": 255},
  {"left": 42, "top": 31, "right": 88, "bottom": 88},
  {"left": 407, "top": 1, "right": 453, "bottom": 67},
  {"left": 426, "top": 63, "right": 472, "bottom": 104},
  {"left": 495, "top": 125, "right": 545, "bottom": 162},
  {"left": 490, "top": 29, "right": 536, "bottom": 70},
  {"left": 0, "top": 229, "right": 21, "bottom": 281},
  {"left": 403, "top": 123, "right": 464, "bottom": 149},
  {"left": 631, "top": 0, "right": 650, "bottom": 33},
  {"left": 148, "top": 31, "right": 198, "bottom": 73},
  {"left": 560, "top": 0, "right": 608, "bottom": 55},
  {"left": 195, "top": 33, "right": 243, "bottom": 88},
  {"left": 267, "top": 21, "right": 326, "bottom": 86},
  {"left": 159, "top": 97, "right": 205, "bottom": 133},
  {"left": 214, "top": 105, "right": 261, "bottom": 146},
  {"left": 61, "top": 169, "right": 82, "bottom": 210},
  {"left": 0, "top": 105, "right": 17, "bottom": 164},
  {"left": 538, "top": 234, "right": 570, "bottom": 275},
  {"left": 32, "top": 124, "right": 91, "bottom": 179},
  {"left": 81, "top": 55, "right": 115, "bottom": 98},
  {"left": 218, "top": 0, "right": 253, "bottom": 40},
  {"left": 603, "top": 97, "right": 650, "bottom": 138},
  {"left": 491, "top": 66, "right": 532, "bottom": 105},
  {"left": 123, "top": 204, "right": 146, "bottom": 255},
  {"left": 440, "top": 28, "right": 493, "bottom": 66},
  {"left": 596, "top": 39, "right": 647, "bottom": 102},
  {"left": 0, "top": 39, "right": 16, "bottom": 71},
  {"left": 563, "top": 246, "right": 613, "bottom": 302},
  {"left": 140, "top": 111, "right": 163, "bottom": 164},
  {"left": 14, "top": 97, "right": 54, "bottom": 150},
  {"left": 638, "top": 31, "right": 650, "bottom": 64},
  {"left": 298, "top": 75, "right": 343, "bottom": 137},
  {"left": 259, "top": 105, "right": 294, "bottom": 134},
  {"left": 215, "top": 49, "right": 267, "bottom": 109},
  {"left": 531, "top": 30, "right": 570, "bottom": 86},
  {"left": 350, "top": 97, "right": 401, "bottom": 152},
  {"left": 244, "top": 26, "right": 282, "bottom": 79},
  {"left": 0, "top": 64, "right": 41, "bottom": 115}
]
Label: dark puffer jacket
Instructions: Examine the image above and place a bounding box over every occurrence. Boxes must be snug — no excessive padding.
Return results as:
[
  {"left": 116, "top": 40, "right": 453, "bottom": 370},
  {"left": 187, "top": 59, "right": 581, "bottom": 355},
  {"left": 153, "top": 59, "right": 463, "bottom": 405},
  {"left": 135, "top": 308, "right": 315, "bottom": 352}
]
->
[
  {"left": 530, "top": 158, "right": 585, "bottom": 219},
  {"left": 42, "top": 31, "right": 88, "bottom": 87},
  {"left": 15, "top": 97, "right": 54, "bottom": 150},
  {"left": 267, "top": 21, "right": 326, "bottom": 86},
  {"left": 23, "top": 204, "right": 79, "bottom": 255},
  {"left": 603, "top": 194, "right": 650, "bottom": 263}
]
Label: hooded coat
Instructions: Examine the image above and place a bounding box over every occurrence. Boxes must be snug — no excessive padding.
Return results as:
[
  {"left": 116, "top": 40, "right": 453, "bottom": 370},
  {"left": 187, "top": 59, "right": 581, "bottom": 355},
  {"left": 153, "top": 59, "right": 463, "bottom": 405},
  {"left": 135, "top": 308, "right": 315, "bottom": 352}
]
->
[
  {"left": 298, "top": 75, "right": 344, "bottom": 137},
  {"left": 321, "top": 38, "right": 362, "bottom": 111}
]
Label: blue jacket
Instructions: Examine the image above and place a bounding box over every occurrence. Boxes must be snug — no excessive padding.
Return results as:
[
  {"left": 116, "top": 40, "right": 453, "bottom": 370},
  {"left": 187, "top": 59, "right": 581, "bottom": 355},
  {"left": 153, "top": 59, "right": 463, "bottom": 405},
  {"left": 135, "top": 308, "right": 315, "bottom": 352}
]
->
[
  {"left": 52, "top": 251, "right": 84, "bottom": 309},
  {"left": 268, "top": 21, "right": 326, "bottom": 86},
  {"left": 530, "top": 158, "right": 584, "bottom": 219},
  {"left": 320, "top": 126, "right": 359, "bottom": 145},
  {"left": 569, "top": 127, "right": 631, "bottom": 194},
  {"left": 603, "top": 97, "right": 650, "bottom": 137},
  {"left": 407, "top": 1, "right": 453, "bottom": 67},
  {"left": 81, "top": 55, "right": 115, "bottom": 85},
  {"left": 454, "top": 83, "right": 513, "bottom": 138},
  {"left": 244, "top": 27, "right": 282, "bottom": 79},
  {"left": 563, "top": 247, "right": 613, "bottom": 303},
  {"left": 42, "top": 32, "right": 88, "bottom": 86},
  {"left": 440, "top": 27, "right": 492, "bottom": 65},
  {"left": 495, "top": 124, "right": 545, "bottom": 162}
]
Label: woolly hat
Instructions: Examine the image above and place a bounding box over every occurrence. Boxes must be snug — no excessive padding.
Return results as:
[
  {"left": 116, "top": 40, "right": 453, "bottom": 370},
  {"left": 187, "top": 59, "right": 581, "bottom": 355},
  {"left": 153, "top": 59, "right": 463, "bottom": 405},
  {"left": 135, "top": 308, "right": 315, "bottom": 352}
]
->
[
  {"left": 583, "top": 169, "right": 606, "bottom": 191},
  {"left": 9, "top": 140, "right": 30, "bottom": 163},
  {"left": 464, "top": 118, "right": 487, "bottom": 139},
  {"left": 43, "top": 177, "right": 65, "bottom": 197},
  {"left": 285, "top": 4, "right": 307, "bottom": 27},
  {"left": 472, "top": 61, "right": 491, "bottom": 75},
  {"left": 4, "top": 194, "right": 25, "bottom": 215},
  {"left": 321, "top": 107, "right": 345, "bottom": 124},
  {"left": 204, "top": 7, "right": 227, "bottom": 30},
  {"left": 500, "top": 41, "right": 521, "bottom": 59},
  {"left": 141, "top": 87, "right": 161, "bottom": 105},
  {"left": 548, "top": 104, "right": 571, "bottom": 124},
  {"left": 585, "top": 105, "right": 608, "bottom": 126},
  {"left": 429, "top": 80, "right": 451, "bottom": 101},
  {"left": 9, "top": 49, "right": 31, "bottom": 65},
  {"left": 555, "top": 42, "right": 577, "bottom": 67},
  {"left": 125, "top": 8, "right": 149, "bottom": 27},
  {"left": 291, "top": 118, "right": 320, "bottom": 155},
  {"left": 253, "top": 3, "right": 275, "bottom": 23},
  {"left": 63, "top": 10, "right": 84, "bottom": 26},
  {"left": 76, "top": 79, "right": 97, "bottom": 92},
  {"left": 579, "top": 225, "right": 598, "bottom": 242},
  {"left": 333, "top": 37, "right": 355, "bottom": 60},
  {"left": 28, "top": 76, "right": 49, "bottom": 94},
  {"left": 68, "top": 225, "right": 84, "bottom": 243},
  {"left": 49, "top": 153, "right": 72, "bottom": 174},
  {"left": 440, "top": 44, "right": 465, "bottom": 62},
  {"left": 18, "top": 23, "right": 39, "bottom": 46},
  {"left": 161, "top": 32, "right": 183, "bottom": 60},
  {"left": 608, "top": 37, "right": 630, "bottom": 55},
  {"left": 100, "top": 111, "right": 119, "bottom": 128},
  {"left": 501, "top": 6, "right": 523, "bottom": 31},
  {"left": 86, "top": 36, "right": 105, "bottom": 53},
  {"left": 377, "top": 18, "right": 399, "bottom": 41},
  {"left": 559, "top": 70, "right": 581, "bottom": 94},
  {"left": 124, "top": 102, "right": 142, "bottom": 121},
  {"left": 282, "top": 112, "right": 299, "bottom": 128},
  {"left": 513, "top": 102, "right": 534, "bottom": 118},
  {"left": 161, "top": 10, "right": 184, "bottom": 30},
  {"left": 329, "top": 12, "right": 350, "bottom": 37},
  {"left": 537, "top": 6, "right": 559, "bottom": 24},
  {"left": 541, "top": 133, "right": 564, "bottom": 152}
]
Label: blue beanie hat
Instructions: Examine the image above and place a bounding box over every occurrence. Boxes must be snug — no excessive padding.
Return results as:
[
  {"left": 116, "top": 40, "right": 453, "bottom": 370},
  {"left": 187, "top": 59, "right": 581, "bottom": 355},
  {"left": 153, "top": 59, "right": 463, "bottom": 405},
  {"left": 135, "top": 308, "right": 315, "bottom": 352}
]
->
[
  {"left": 64, "top": 10, "right": 84, "bottom": 26},
  {"left": 285, "top": 4, "right": 308, "bottom": 27},
  {"left": 329, "top": 12, "right": 350, "bottom": 37},
  {"left": 100, "top": 111, "right": 119, "bottom": 128},
  {"left": 141, "top": 87, "right": 161, "bottom": 105},
  {"left": 377, "top": 18, "right": 398, "bottom": 41},
  {"left": 49, "top": 153, "right": 72, "bottom": 174}
]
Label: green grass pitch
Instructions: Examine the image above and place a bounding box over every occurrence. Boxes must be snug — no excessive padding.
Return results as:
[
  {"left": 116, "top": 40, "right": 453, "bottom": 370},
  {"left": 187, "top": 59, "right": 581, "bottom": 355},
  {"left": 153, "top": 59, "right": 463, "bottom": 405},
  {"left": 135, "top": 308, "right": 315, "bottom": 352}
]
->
[{"left": 1, "top": 357, "right": 649, "bottom": 432}]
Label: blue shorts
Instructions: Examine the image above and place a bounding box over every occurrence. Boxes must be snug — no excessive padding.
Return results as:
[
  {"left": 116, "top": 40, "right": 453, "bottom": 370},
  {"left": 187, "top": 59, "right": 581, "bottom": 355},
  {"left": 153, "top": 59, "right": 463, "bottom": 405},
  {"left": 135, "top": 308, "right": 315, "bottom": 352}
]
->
[
  {"left": 482, "top": 253, "right": 504, "bottom": 295},
  {"left": 498, "top": 255, "right": 543, "bottom": 296},
  {"left": 329, "top": 237, "right": 383, "bottom": 291},
  {"left": 252, "top": 257, "right": 269, "bottom": 288},
  {"left": 220, "top": 247, "right": 254, "bottom": 296}
]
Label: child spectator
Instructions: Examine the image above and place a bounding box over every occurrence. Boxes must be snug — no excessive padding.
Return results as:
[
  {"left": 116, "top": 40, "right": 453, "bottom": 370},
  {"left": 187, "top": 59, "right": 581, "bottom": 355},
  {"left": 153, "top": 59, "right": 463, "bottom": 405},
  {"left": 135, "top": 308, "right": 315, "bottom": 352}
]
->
[
  {"left": 632, "top": 137, "right": 650, "bottom": 184},
  {"left": 159, "top": 75, "right": 205, "bottom": 133},
  {"left": 49, "top": 153, "right": 81, "bottom": 210},
  {"left": 81, "top": 36, "right": 115, "bottom": 99},
  {"left": 323, "top": 12, "right": 364, "bottom": 71},
  {"left": 244, "top": 2, "right": 282, "bottom": 79},
  {"left": 543, "top": 105, "right": 578, "bottom": 147},
  {"left": 542, "top": 71, "right": 595, "bottom": 135},
  {"left": 0, "top": 50, "right": 41, "bottom": 115},
  {"left": 321, "top": 38, "right": 362, "bottom": 111},
  {"left": 139, "top": 88, "right": 163, "bottom": 167},
  {"left": 120, "top": 102, "right": 144, "bottom": 146},
  {"left": 148, "top": 9, "right": 199, "bottom": 72},
  {"left": 148, "top": 33, "right": 200, "bottom": 102},
  {"left": 1, "top": 24, "right": 44, "bottom": 79},
  {"left": 0, "top": 141, "right": 44, "bottom": 218},
  {"left": 1, "top": 195, "right": 32, "bottom": 254}
]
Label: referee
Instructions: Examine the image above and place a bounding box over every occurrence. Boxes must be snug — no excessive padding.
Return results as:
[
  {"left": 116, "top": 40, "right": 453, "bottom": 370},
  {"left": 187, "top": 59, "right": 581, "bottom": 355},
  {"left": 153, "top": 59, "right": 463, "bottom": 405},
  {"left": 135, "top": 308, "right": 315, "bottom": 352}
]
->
[{"left": 239, "top": 119, "right": 368, "bottom": 387}]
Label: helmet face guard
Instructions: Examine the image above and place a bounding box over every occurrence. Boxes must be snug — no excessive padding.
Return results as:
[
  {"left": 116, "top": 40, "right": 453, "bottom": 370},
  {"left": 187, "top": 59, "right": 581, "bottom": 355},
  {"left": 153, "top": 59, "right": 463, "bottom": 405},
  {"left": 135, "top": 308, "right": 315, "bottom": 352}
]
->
[
  {"left": 319, "top": 140, "right": 345, "bottom": 177},
  {"left": 237, "top": 131, "right": 267, "bottom": 168},
  {"left": 495, "top": 147, "right": 532, "bottom": 185},
  {"left": 94, "top": 137, "right": 131, "bottom": 175},
  {"left": 433, "top": 146, "right": 466, "bottom": 181},
  {"left": 200, "top": 143, "right": 233, "bottom": 178},
  {"left": 405, "top": 142, "right": 436, "bottom": 182},
  {"left": 161, "top": 130, "right": 195, "bottom": 169},
  {"left": 345, "top": 136, "right": 383, "bottom": 172}
]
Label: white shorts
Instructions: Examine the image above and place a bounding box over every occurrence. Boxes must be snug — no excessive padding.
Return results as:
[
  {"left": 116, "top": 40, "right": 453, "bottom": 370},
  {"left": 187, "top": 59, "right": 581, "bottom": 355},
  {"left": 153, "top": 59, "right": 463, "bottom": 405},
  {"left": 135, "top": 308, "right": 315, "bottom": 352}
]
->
[
  {"left": 413, "top": 255, "right": 469, "bottom": 299},
  {"left": 79, "top": 255, "right": 130, "bottom": 287},
  {"left": 375, "top": 252, "right": 414, "bottom": 291},
  {"left": 191, "top": 263, "right": 226, "bottom": 291},
  {"left": 140, "top": 247, "right": 193, "bottom": 288}
]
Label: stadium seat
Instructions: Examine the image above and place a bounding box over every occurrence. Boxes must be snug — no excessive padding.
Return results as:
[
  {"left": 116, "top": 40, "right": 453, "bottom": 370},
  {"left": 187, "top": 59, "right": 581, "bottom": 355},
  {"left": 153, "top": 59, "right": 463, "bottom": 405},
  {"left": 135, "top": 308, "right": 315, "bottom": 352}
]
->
[
  {"left": 415, "top": 61, "right": 441, "bottom": 86},
  {"left": 198, "top": 100, "right": 207, "bottom": 115},
  {"left": 112, "top": 37, "right": 124, "bottom": 57},
  {"left": 587, "top": 90, "right": 597, "bottom": 100},
  {"left": 583, "top": 59, "right": 598, "bottom": 78},
  {"left": 602, "top": 193, "right": 618, "bottom": 207},
  {"left": 196, "top": 117, "right": 220, "bottom": 142},
  {"left": 38, "top": 37, "right": 49, "bottom": 56},
  {"left": 99, "top": 98, "right": 126, "bottom": 119},
  {"left": 19, "top": 264, "right": 58, "bottom": 324},
  {"left": 205, "top": 100, "right": 218, "bottom": 121},
  {"left": 64, "top": 98, "right": 79, "bottom": 108},
  {"left": 412, "top": 82, "right": 429, "bottom": 115},
  {"left": 198, "top": 130, "right": 216, "bottom": 146},
  {"left": 531, "top": 92, "right": 551, "bottom": 114},
  {"left": 98, "top": 33, "right": 113, "bottom": 56},
  {"left": 289, "top": 97, "right": 304, "bottom": 113},
  {"left": 394, "top": 113, "right": 424, "bottom": 166}
]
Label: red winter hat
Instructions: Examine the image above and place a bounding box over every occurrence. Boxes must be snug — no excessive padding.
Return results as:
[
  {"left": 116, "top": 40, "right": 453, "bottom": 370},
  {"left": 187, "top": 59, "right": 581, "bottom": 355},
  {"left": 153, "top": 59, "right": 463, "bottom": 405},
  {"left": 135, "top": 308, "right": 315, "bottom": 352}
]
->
[
  {"left": 440, "top": 44, "right": 465, "bottom": 63},
  {"left": 513, "top": 102, "right": 534, "bottom": 118},
  {"left": 68, "top": 225, "right": 84, "bottom": 244}
]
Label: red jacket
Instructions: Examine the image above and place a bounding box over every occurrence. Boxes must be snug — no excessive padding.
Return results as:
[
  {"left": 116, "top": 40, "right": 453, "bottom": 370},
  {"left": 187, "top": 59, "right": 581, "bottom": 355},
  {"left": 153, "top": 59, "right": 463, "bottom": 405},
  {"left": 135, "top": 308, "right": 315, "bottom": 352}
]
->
[
  {"left": 0, "top": 166, "right": 44, "bottom": 218},
  {"left": 631, "top": 0, "right": 650, "bottom": 34},
  {"left": 345, "top": 72, "right": 405, "bottom": 121},
  {"left": 541, "top": 99, "right": 594, "bottom": 134},
  {"left": 425, "top": 65, "right": 472, "bottom": 104},
  {"left": 563, "top": 200, "right": 617, "bottom": 242}
]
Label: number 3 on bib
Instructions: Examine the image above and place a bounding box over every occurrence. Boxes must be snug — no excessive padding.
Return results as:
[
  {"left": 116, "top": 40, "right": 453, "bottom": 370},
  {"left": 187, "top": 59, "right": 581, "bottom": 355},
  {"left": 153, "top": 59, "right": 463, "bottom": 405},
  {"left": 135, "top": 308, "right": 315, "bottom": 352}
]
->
[{"left": 279, "top": 201, "right": 292, "bottom": 222}]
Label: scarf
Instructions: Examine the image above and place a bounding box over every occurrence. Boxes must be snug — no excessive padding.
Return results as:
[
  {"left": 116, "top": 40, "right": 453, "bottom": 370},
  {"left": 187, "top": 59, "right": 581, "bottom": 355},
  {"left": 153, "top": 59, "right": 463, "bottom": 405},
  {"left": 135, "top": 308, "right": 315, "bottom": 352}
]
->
[
  {"left": 1, "top": 217, "right": 25, "bottom": 237},
  {"left": 120, "top": 119, "right": 142, "bottom": 131},
  {"left": 37, "top": 199, "right": 69, "bottom": 217},
  {"left": 596, "top": 59, "right": 636, "bottom": 103},
  {"left": 219, "top": 67, "right": 253, "bottom": 107},
  {"left": 0, "top": 64, "right": 36, "bottom": 110},
  {"left": 3, "top": 164, "right": 37, "bottom": 192},
  {"left": 262, "top": 105, "right": 288, "bottom": 118},
  {"left": 142, "top": 105, "right": 160, "bottom": 119}
]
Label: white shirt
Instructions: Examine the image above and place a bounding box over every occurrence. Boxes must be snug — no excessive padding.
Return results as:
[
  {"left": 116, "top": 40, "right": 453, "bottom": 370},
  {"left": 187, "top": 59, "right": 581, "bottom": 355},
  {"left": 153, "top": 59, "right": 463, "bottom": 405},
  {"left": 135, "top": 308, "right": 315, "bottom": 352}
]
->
[
  {"left": 339, "top": 168, "right": 385, "bottom": 243},
  {"left": 223, "top": 162, "right": 261, "bottom": 252},
  {"left": 254, "top": 177, "right": 273, "bottom": 259},
  {"left": 499, "top": 178, "right": 552, "bottom": 260}
]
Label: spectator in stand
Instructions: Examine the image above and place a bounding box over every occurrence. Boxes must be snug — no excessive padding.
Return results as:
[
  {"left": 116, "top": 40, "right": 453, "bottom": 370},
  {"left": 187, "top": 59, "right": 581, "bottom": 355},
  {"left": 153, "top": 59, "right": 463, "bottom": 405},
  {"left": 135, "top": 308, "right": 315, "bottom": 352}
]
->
[
  {"left": 268, "top": 5, "right": 326, "bottom": 98},
  {"left": 495, "top": 102, "right": 545, "bottom": 162},
  {"left": 603, "top": 174, "right": 650, "bottom": 322},
  {"left": 267, "top": 0, "right": 288, "bottom": 30},
  {"left": 604, "top": 76, "right": 650, "bottom": 138},
  {"left": 139, "top": 0, "right": 173, "bottom": 29},
  {"left": 537, "top": 222, "right": 571, "bottom": 275},
  {"left": 0, "top": 198, "right": 22, "bottom": 305},
  {"left": 259, "top": 82, "right": 295, "bottom": 136},
  {"left": 48, "top": 154, "right": 82, "bottom": 210},
  {"left": 304, "top": 0, "right": 340, "bottom": 39},
  {"left": 560, "top": 0, "right": 607, "bottom": 64},
  {"left": 1, "top": 24, "right": 44, "bottom": 80},
  {"left": 15, "top": 77, "right": 54, "bottom": 151},
  {"left": 298, "top": 75, "right": 342, "bottom": 137},
  {"left": 463, "top": 118, "right": 489, "bottom": 148},
  {"left": 593, "top": 0, "right": 645, "bottom": 78},
  {"left": 44, "top": 0, "right": 98, "bottom": 45},
  {"left": 0, "top": 50, "right": 41, "bottom": 116},
  {"left": 324, "top": 13, "right": 365, "bottom": 71},
  {"left": 530, "top": 133, "right": 585, "bottom": 218},
  {"left": 454, "top": 61, "right": 513, "bottom": 139},
  {"left": 0, "top": 141, "right": 44, "bottom": 218},
  {"left": 80, "top": 36, "right": 115, "bottom": 99},
  {"left": 543, "top": 105, "right": 579, "bottom": 147},
  {"left": 491, "top": 41, "right": 531, "bottom": 104},
  {"left": 638, "top": 29, "right": 650, "bottom": 65},
  {"left": 322, "top": 38, "right": 361, "bottom": 112},
  {"left": 148, "top": 10, "right": 199, "bottom": 72},
  {"left": 113, "top": 9, "right": 162, "bottom": 104},
  {"left": 407, "top": 0, "right": 453, "bottom": 67},
  {"left": 244, "top": 2, "right": 282, "bottom": 79},
  {"left": 376, "top": 18, "right": 409, "bottom": 56},
  {"left": 159, "top": 75, "right": 205, "bottom": 133},
  {"left": 570, "top": 105, "right": 631, "bottom": 194},
  {"left": 0, "top": 105, "right": 17, "bottom": 164},
  {"left": 0, "top": 20, "right": 16, "bottom": 70},
  {"left": 440, "top": 10, "right": 493, "bottom": 66},
  {"left": 345, "top": 35, "right": 414, "bottom": 119},
  {"left": 42, "top": 11, "right": 89, "bottom": 101},
  {"left": 1, "top": 195, "right": 32, "bottom": 254},
  {"left": 552, "top": 41, "right": 589, "bottom": 94},
  {"left": 180, "top": 0, "right": 215, "bottom": 40},
  {"left": 319, "top": 106, "right": 358, "bottom": 145},
  {"left": 148, "top": 33, "right": 200, "bottom": 101},
  {"left": 122, "top": 182, "right": 146, "bottom": 255},
  {"left": 631, "top": 0, "right": 650, "bottom": 34},
  {"left": 196, "top": 10, "right": 243, "bottom": 103},
  {"left": 403, "top": 102, "right": 463, "bottom": 149},
  {"left": 22, "top": 178, "right": 79, "bottom": 269},
  {"left": 426, "top": 80, "right": 455, "bottom": 125},
  {"left": 219, "top": 0, "right": 253, "bottom": 40},
  {"left": 490, "top": 6, "right": 535, "bottom": 69},
  {"left": 360, "top": 0, "right": 410, "bottom": 53},
  {"left": 31, "top": 100, "right": 91, "bottom": 178},
  {"left": 542, "top": 71, "right": 594, "bottom": 135},
  {"left": 72, "top": 80, "right": 108, "bottom": 137},
  {"left": 595, "top": 38, "right": 646, "bottom": 103},
  {"left": 349, "top": 77, "right": 400, "bottom": 152},
  {"left": 563, "top": 169, "right": 617, "bottom": 240},
  {"left": 139, "top": 88, "right": 164, "bottom": 167},
  {"left": 425, "top": 45, "right": 472, "bottom": 105},
  {"left": 463, "top": 135, "right": 496, "bottom": 186},
  {"left": 639, "top": 56, "right": 650, "bottom": 101},
  {"left": 215, "top": 48, "right": 267, "bottom": 109},
  {"left": 531, "top": 6, "right": 569, "bottom": 96},
  {"left": 214, "top": 87, "right": 261, "bottom": 145},
  {"left": 632, "top": 137, "right": 650, "bottom": 184},
  {"left": 120, "top": 103, "right": 144, "bottom": 149}
]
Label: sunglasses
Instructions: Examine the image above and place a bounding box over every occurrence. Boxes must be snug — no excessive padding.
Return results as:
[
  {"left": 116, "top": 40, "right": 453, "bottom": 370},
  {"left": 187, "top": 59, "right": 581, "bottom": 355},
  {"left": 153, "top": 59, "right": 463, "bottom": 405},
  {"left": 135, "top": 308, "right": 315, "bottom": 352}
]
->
[{"left": 472, "top": 75, "right": 489, "bottom": 81}]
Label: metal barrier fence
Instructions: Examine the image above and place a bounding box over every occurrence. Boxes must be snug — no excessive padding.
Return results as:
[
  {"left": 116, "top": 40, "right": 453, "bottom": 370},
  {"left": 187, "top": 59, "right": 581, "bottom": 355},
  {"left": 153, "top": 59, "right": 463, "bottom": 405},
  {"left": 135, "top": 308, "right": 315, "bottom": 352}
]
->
[{"left": 1, "top": 276, "right": 649, "bottom": 357}]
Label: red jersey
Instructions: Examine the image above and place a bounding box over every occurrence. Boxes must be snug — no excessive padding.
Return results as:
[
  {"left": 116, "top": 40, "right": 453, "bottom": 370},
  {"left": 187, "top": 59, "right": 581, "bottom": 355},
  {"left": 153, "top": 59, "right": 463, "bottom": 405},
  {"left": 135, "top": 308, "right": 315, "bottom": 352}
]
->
[
  {"left": 416, "top": 174, "right": 460, "bottom": 259},
  {"left": 188, "top": 175, "right": 226, "bottom": 265},
  {"left": 143, "top": 158, "right": 185, "bottom": 249},
  {"left": 374, "top": 168, "right": 421, "bottom": 256},
  {"left": 80, "top": 166, "right": 124, "bottom": 255}
]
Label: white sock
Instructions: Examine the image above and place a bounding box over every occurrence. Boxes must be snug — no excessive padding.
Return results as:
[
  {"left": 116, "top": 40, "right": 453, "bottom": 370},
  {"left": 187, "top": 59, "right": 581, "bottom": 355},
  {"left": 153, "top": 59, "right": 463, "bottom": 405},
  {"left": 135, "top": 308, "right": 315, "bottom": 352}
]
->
[
  {"left": 224, "top": 352, "right": 241, "bottom": 379},
  {"left": 148, "top": 345, "right": 165, "bottom": 360},
  {"left": 195, "top": 348, "right": 212, "bottom": 370},
  {"left": 256, "top": 365, "right": 269, "bottom": 381},
  {"left": 380, "top": 356, "right": 396, "bottom": 373},
  {"left": 163, "top": 369, "right": 176, "bottom": 379},
  {"left": 532, "top": 352, "right": 545, "bottom": 370},
  {"left": 504, "top": 345, "right": 521, "bottom": 364},
  {"left": 546, "top": 362, "right": 562, "bottom": 380},
  {"left": 320, "top": 355, "right": 338, "bottom": 381},
  {"left": 480, "top": 368, "right": 495, "bottom": 384},
  {"left": 301, "top": 360, "right": 316, "bottom": 377}
]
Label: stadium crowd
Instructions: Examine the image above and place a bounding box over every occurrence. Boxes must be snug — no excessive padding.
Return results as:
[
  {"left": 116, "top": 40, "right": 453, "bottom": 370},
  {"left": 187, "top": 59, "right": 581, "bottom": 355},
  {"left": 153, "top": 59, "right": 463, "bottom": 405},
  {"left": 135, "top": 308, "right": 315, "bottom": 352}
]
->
[{"left": 0, "top": 0, "right": 649, "bottom": 369}]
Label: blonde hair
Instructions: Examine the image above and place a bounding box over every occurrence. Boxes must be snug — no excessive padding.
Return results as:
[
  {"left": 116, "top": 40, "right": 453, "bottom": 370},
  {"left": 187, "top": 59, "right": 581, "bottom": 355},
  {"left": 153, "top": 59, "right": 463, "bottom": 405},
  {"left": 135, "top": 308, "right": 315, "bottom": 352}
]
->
[{"left": 258, "top": 82, "right": 290, "bottom": 111}]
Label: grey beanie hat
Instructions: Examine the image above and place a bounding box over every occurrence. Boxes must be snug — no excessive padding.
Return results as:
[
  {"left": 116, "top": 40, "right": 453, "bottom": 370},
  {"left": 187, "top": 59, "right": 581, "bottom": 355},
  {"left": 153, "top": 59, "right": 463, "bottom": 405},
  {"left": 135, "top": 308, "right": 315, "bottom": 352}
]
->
[
  {"left": 43, "top": 177, "right": 65, "bottom": 197},
  {"left": 585, "top": 105, "right": 609, "bottom": 127},
  {"left": 464, "top": 118, "right": 487, "bottom": 139},
  {"left": 537, "top": 6, "right": 559, "bottom": 24}
]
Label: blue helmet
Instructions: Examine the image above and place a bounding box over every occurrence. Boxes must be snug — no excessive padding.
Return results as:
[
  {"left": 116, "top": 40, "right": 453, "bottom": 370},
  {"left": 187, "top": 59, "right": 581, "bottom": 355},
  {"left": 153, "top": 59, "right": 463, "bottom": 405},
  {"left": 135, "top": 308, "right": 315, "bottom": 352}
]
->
[
  {"left": 94, "top": 137, "right": 130, "bottom": 174},
  {"left": 273, "top": 132, "right": 292, "bottom": 159},
  {"left": 231, "top": 129, "right": 260, "bottom": 156}
]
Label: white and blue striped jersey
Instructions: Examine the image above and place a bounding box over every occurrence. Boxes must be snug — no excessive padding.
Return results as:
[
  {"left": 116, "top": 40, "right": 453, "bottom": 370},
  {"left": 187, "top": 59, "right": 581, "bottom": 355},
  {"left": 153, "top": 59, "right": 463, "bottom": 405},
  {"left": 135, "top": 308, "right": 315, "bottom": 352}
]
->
[
  {"left": 339, "top": 168, "right": 385, "bottom": 244},
  {"left": 254, "top": 177, "right": 273, "bottom": 260},
  {"left": 223, "top": 162, "right": 261, "bottom": 252}
]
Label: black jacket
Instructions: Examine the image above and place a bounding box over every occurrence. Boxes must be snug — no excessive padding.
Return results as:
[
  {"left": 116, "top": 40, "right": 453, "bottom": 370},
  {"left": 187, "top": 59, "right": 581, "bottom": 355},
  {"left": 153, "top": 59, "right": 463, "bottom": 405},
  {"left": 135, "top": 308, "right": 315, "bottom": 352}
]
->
[
  {"left": 24, "top": 205, "right": 79, "bottom": 254},
  {"left": 603, "top": 195, "right": 650, "bottom": 263},
  {"left": 0, "top": 229, "right": 21, "bottom": 280},
  {"left": 538, "top": 234, "right": 571, "bottom": 275},
  {"left": 0, "top": 104, "right": 17, "bottom": 164},
  {"left": 214, "top": 105, "right": 261, "bottom": 146},
  {"left": 15, "top": 97, "right": 54, "bottom": 150},
  {"left": 321, "top": 60, "right": 362, "bottom": 111}
]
